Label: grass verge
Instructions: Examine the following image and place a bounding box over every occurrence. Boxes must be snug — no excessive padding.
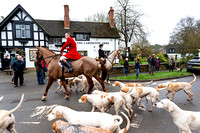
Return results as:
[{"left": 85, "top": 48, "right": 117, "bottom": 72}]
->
[{"left": 110, "top": 69, "right": 192, "bottom": 80}]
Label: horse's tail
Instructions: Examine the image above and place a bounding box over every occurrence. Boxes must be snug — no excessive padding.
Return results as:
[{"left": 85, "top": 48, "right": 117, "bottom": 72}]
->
[{"left": 95, "top": 59, "right": 108, "bottom": 81}]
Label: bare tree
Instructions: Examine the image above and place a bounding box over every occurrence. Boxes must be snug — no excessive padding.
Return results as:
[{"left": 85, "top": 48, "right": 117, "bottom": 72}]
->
[
  {"left": 170, "top": 17, "right": 200, "bottom": 55},
  {"left": 115, "top": 0, "right": 147, "bottom": 49},
  {"left": 84, "top": 12, "right": 108, "bottom": 22},
  {"left": 131, "top": 37, "right": 152, "bottom": 57}
]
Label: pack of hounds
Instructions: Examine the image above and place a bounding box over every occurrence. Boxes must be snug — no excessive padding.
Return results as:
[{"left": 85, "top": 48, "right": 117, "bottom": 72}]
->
[{"left": 0, "top": 74, "right": 199, "bottom": 133}]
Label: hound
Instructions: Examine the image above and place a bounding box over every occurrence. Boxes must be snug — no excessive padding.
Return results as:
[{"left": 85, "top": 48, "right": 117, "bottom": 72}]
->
[
  {"left": 46, "top": 105, "right": 123, "bottom": 133},
  {"left": 79, "top": 89, "right": 140, "bottom": 118},
  {"left": 112, "top": 80, "right": 153, "bottom": 88},
  {"left": 0, "top": 94, "right": 24, "bottom": 133},
  {"left": 161, "top": 74, "right": 196, "bottom": 101},
  {"left": 120, "top": 86, "right": 161, "bottom": 112},
  {"left": 52, "top": 112, "right": 130, "bottom": 133},
  {"left": 156, "top": 99, "right": 200, "bottom": 133}
]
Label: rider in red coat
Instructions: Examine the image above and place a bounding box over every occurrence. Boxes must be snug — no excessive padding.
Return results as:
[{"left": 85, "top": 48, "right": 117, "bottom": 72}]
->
[{"left": 60, "top": 33, "right": 81, "bottom": 73}]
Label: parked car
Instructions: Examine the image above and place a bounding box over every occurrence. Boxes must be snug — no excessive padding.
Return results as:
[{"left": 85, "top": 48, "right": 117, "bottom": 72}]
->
[{"left": 187, "top": 57, "right": 200, "bottom": 73}]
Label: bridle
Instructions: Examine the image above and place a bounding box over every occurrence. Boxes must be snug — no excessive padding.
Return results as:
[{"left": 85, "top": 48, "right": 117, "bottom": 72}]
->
[
  {"left": 37, "top": 48, "right": 60, "bottom": 66},
  {"left": 106, "top": 50, "right": 122, "bottom": 66}
]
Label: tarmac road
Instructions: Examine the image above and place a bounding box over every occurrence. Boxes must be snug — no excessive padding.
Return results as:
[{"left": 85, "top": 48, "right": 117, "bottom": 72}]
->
[{"left": 0, "top": 70, "right": 200, "bottom": 133}]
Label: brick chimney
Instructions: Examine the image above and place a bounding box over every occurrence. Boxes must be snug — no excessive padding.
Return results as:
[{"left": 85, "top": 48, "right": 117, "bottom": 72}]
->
[
  {"left": 108, "top": 7, "right": 114, "bottom": 28},
  {"left": 64, "top": 5, "right": 70, "bottom": 29}
]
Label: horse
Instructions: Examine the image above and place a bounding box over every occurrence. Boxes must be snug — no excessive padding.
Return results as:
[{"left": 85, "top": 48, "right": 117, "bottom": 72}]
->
[
  {"left": 98, "top": 49, "right": 122, "bottom": 83},
  {"left": 104, "top": 49, "right": 123, "bottom": 70},
  {"left": 36, "top": 46, "right": 108, "bottom": 101}
]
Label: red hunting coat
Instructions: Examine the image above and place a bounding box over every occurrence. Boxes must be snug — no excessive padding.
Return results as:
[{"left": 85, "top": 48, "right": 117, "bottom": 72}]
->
[{"left": 60, "top": 37, "right": 81, "bottom": 60}]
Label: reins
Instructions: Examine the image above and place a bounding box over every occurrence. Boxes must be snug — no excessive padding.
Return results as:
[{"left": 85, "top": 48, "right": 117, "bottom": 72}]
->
[{"left": 37, "top": 48, "right": 61, "bottom": 66}]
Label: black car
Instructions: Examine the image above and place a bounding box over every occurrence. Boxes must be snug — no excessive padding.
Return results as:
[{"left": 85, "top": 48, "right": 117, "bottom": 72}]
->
[{"left": 187, "top": 57, "right": 200, "bottom": 73}]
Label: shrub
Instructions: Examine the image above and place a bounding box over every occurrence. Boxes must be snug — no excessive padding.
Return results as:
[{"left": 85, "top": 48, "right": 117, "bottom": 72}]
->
[
  {"left": 139, "top": 57, "right": 143, "bottom": 64},
  {"left": 156, "top": 54, "right": 167, "bottom": 62},
  {"left": 119, "top": 59, "right": 124, "bottom": 65}
]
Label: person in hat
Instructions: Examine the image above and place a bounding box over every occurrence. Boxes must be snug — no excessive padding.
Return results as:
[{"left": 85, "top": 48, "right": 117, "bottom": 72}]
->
[
  {"left": 59, "top": 33, "right": 81, "bottom": 73},
  {"left": 98, "top": 44, "right": 107, "bottom": 62}
]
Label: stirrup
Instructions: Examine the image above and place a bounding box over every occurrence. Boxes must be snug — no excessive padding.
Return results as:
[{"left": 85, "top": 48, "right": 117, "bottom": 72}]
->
[{"left": 65, "top": 68, "right": 73, "bottom": 73}]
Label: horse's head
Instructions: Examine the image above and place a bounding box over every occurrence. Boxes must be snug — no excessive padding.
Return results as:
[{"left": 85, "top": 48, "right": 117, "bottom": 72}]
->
[
  {"left": 117, "top": 49, "right": 123, "bottom": 60},
  {"left": 35, "top": 46, "right": 43, "bottom": 60}
]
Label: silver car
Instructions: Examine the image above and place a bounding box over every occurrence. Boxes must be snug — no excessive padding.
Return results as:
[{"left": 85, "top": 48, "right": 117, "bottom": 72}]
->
[{"left": 187, "top": 57, "right": 200, "bottom": 73}]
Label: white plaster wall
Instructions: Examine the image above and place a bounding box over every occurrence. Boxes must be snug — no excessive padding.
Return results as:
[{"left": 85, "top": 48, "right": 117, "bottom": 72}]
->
[
  {"left": 7, "top": 23, "right": 12, "bottom": 30},
  {"left": 1, "top": 32, "right": 6, "bottom": 39},
  {"left": 33, "top": 24, "right": 38, "bottom": 31},
  {"left": 167, "top": 53, "right": 181, "bottom": 59},
  {"left": 49, "top": 37, "right": 119, "bottom": 58}
]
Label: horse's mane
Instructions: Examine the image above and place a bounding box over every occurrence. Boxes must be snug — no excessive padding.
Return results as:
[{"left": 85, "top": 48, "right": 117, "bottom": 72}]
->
[{"left": 109, "top": 49, "right": 117, "bottom": 55}]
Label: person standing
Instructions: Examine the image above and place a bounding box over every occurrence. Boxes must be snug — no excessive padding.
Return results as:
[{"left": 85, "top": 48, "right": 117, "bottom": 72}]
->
[
  {"left": 123, "top": 58, "right": 129, "bottom": 76},
  {"left": 169, "top": 56, "right": 176, "bottom": 72},
  {"left": 135, "top": 56, "right": 140, "bottom": 79},
  {"left": 149, "top": 54, "right": 156, "bottom": 76},
  {"left": 59, "top": 33, "right": 82, "bottom": 73},
  {"left": 10, "top": 54, "right": 19, "bottom": 84},
  {"left": 147, "top": 55, "right": 152, "bottom": 72},
  {"left": 35, "top": 59, "right": 44, "bottom": 85},
  {"left": 155, "top": 57, "right": 161, "bottom": 72},
  {"left": 11, "top": 56, "right": 25, "bottom": 87}
]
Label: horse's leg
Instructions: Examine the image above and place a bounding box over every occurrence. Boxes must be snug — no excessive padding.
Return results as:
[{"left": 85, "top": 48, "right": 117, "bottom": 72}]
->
[
  {"left": 42, "top": 76, "right": 55, "bottom": 101},
  {"left": 85, "top": 76, "right": 94, "bottom": 94},
  {"left": 61, "top": 78, "right": 70, "bottom": 99},
  {"left": 94, "top": 74, "right": 107, "bottom": 92}
]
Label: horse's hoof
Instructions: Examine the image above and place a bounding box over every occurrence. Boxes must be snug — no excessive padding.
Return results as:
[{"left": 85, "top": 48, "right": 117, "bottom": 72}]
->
[
  {"left": 64, "top": 95, "right": 69, "bottom": 100},
  {"left": 41, "top": 96, "right": 46, "bottom": 101},
  {"left": 148, "top": 109, "right": 152, "bottom": 112}
]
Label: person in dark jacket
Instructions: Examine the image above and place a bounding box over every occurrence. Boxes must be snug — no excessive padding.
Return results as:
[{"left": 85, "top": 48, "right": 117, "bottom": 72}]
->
[
  {"left": 11, "top": 55, "right": 25, "bottom": 87},
  {"left": 155, "top": 57, "right": 161, "bottom": 72},
  {"left": 147, "top": 55, "right": 152, "bottom": 72},
  {"left": 149, "top": 54, "right": 156, "bottom": 76},
  {"left": 124, "top": 58, "right": 129, "bottom": 76},
  {"left": 35, "top": 59, "right": 44, "bottom": 85},
  {"left": 135, "top": 56, "right": 140, "bottom": 79},
  {"left": 10, "top": 54, "right": 19, "bottom": 84},
  {"left": 98, "top": 44, "right": 107, "bottom": 62},
  {"left": 169, "top": 56, "right": 176, "bottom": 72}
]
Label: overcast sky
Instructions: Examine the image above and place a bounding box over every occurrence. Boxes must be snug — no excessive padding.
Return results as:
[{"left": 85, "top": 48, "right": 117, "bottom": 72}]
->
[{"left": 1, "top": 0, "right": 200, "bottom": 45}]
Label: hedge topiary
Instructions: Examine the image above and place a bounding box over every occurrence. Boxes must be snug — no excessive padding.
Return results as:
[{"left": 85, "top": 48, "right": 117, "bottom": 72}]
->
[{"left": 156, "top": 54, "right": 167, "bottom": 62}]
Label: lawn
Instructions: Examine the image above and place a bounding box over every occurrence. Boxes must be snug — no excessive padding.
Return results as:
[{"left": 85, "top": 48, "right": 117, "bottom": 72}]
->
[{"left": 110, "top": 69, "right": 193, "bottom": 80}]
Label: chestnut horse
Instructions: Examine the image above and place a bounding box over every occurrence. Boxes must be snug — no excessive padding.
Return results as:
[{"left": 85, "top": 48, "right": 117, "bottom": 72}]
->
[{"left": 36, "top": 46, "right": 108, "bottom": 101}]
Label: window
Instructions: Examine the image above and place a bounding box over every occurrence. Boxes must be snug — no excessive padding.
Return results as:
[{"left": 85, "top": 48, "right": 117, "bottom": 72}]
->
[
  {"left": 49, "top": 38, "right": 62, "bottom": 45},
  {"left": 75, "top": 34, "right": 90, "bottom": 41},
  {"left": 78, "top": 51, "right": 88, "bottom": 56},
  {"left": 169, "top": 48, "right": 175, "bottom": 53},
  {"left": 15, "top": 24, "right": 31, "bottom": 38}
]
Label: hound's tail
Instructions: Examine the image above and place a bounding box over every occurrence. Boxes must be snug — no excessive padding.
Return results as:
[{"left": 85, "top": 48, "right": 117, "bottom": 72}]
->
[
  {"left": 141, "top": 80, "right": 153, "bottom": 86},
  {"left": 156, "top": 87, "right": 167, "bottom": 92},
  {"left": 118, "top": 112, "right": 130, "bottom": 133},
  {"left": 114, "top": 115, "right": 123, "bottom": 126},
  {"left": 0, "top": 96, "right": 4, "bottom": 101},
  {"left": 9, "top": 94, "right": 24, "bottom": 114},
  {"left": 189, "top": 74, "right": 196, "bottom": 84},
  {"left": 95, "top": 59, "right": 108, "bottom": 81}
]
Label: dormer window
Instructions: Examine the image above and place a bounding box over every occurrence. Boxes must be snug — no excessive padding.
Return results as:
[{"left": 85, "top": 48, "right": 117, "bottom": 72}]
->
[
  {"left": 75, "top": 33, "right": 90, "bottom": 41},
  {"left": 14, "top": 22, "right": 32, "bottom": 39}
]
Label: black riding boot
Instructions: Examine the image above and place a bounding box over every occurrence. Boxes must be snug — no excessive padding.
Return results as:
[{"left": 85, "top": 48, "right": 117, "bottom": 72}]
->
[
  {"left": 63, "top": 61, "right": 73, "bottom": 73},
  {"left": 136, "top": 74, "right": 138, "bottom": 79}
]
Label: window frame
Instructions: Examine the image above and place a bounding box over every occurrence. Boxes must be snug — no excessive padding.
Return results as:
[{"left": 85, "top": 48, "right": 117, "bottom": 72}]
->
[
  {"left": 13, "top": 21, "right": 33, "bottom": 40},
  {"left": 75, "top": 33, "right": 90, "bottom": 41}
]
